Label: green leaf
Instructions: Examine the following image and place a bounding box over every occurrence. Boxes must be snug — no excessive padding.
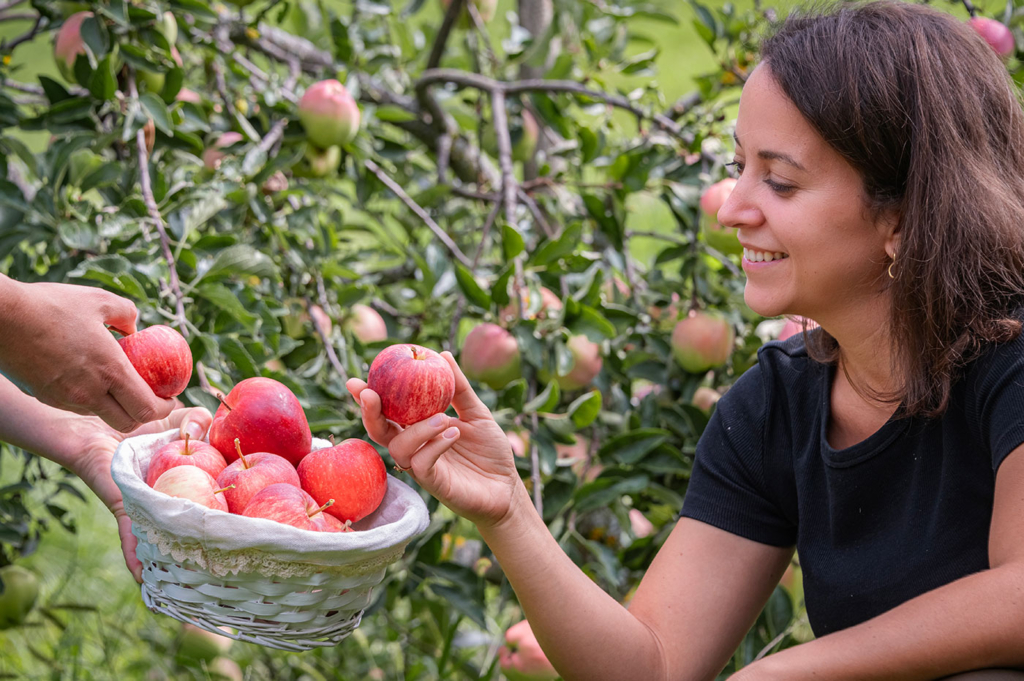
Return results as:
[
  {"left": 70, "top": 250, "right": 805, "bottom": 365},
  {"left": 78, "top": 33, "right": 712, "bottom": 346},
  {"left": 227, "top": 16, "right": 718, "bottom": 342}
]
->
[
  {"left": 58, "top": 221, "right": 99, "bottom": 251},
  {"left": 501, "top": 223, "right": 525, "bottom": 260},
  {"left": 524, "top": 380, "right": 559, "bottom": 414},
  {"left": 197, "top": 284, "right": 259, "bottom": 331},
  {"left": 88, "top": 55, "right": 117, "bottom": 101},
  {"left": 598, "top": 428, "right": 672, "bottom": 465},
  {"left": 567, "top": 305, "right": 617, "bottom": 341},
  {"left": 219, "top": 336, "right": 260, "bottom": 378},
  {"left": 567, "top": 390, "right": 602, "bottom": 428},
  {"left": 201, "top": 245, "right": 278, "bottom": 283},
  {"left": 573, "top": 475, "right": 650, "bottom": 514},
  {"left": 454, "top": 263, "right": 492, "bottom": 309},
  {"left": 140, "top": 93, "right": 173, "bottom": 134},
  {"left": 374, "top": 105, "right": 418, "bottom": 123},
  {"left": 497, "top": 379, "right": 527, "bottom": 412},
  {"left": 530, "top": 222, "right": 583, "bottom": 266}
]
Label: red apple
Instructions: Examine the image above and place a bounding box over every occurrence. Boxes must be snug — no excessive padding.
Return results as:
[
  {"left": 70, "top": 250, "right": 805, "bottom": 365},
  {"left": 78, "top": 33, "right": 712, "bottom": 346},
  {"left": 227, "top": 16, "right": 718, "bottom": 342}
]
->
[
  {"left": 208, "top": 377, "right": 312, "bottom": 466},
  {"left": 543, "top": 334, "right": 602, "bottom": 391},
  {"left": 499, "top": 286, "right": 562, "bottom": 324},
  {"left": 53, "top": 12, "right": 91, "bottom": 83},
  {"left": 153, "top": 467, "right": 231, "bottom": 512},
  {"left": 298, "top": 438, "right": 387, "bottom": 524},
  {"left": 969, "top": 17, "right": 1015, "bottom": 58},
  {"left": 118, "top": 325, "right": 193, "bottom": 398},
  {"left": 460, "top": 323, "right": 521, "bottom": 390},
  {"left": 298, "top": 80, "right": 361, "bottom": 149},
  {"left": 309, "top": 304, "right": 332, "bottom": 336},
  {"left": 700, "top": 178, "right": 741, "bottom": 256},
  {"left": 146, "top": 434, "right": 228, "bottom": 487},
  {"left": 216, "top": 439, "right": 301, "bottom": 514},
  {"left": 345, "top": 304, "right": 388, "bottom": 343},
  {"left": 176, "top": 88, "right": 203, "bottom": 105},
  {"left": 241, "top": 483, "right": 336, "bottom": 531},
  {"left": 692, "top": 386, "right": 721, "bottom": 412},
  {"left": 671, "top": 311, "right": 734, "bottom": 374},
  {"left": 699, "top": 178, "right": 737, "bottom": 218},
  {"left": 367, "top": 344, "right": 455, "bottom": 426}
]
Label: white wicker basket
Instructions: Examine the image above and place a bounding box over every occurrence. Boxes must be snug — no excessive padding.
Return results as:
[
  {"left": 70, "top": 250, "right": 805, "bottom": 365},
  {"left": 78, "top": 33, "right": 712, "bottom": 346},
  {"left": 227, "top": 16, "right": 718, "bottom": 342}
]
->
[{"left": 111, "top": 430, "right": 429, "bottom": 652}]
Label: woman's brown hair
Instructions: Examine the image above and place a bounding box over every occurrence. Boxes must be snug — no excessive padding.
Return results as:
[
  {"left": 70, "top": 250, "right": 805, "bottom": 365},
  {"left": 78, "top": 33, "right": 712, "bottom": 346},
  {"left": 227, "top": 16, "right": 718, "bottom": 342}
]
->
[{"left": 761, "top": 0, "right": 1024, "bottom": 418}]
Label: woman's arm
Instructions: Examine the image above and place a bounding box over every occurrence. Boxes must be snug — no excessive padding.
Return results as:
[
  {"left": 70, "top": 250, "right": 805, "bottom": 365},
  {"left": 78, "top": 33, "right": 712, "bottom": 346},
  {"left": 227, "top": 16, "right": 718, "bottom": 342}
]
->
[
  {"left": 482, "top": 491, "right": 794, "bottom": 681},
  {"left": 735, "top": 445, "right": 1024, "bottom": 680}
]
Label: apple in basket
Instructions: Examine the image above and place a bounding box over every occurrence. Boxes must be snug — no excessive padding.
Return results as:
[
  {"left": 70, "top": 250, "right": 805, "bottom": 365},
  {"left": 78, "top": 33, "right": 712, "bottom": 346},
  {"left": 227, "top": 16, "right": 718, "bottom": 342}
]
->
[
  {"left": 145, "top": 433, "right": 228, "bottom": 487},
  {"left": 152, "top": 467, "right": 233, "bottom": 512},
  {"left": 208, "top": 377, "right": 312, "bottom": 466},
  {"left": 241, "top": 483, "right": 349, "bottom": 532},
  {"left": 298, "top": 439, "right": 387, "bottom": 524},
  {"left": 216, "top": 439, "right": 301, "bottom": 514},
  {"left": 366, "top": 344, "right": 455, "bottom": 426}
]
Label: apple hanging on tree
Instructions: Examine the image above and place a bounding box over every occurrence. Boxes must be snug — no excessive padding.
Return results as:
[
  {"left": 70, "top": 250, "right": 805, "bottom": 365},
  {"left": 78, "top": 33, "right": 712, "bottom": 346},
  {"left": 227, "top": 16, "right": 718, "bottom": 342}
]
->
[
  {"left": 460, "top": 323, "right": 521, "bottom": 390},
  {"left": 298, "top": 439, "right": 388, "bottom": 524},
  {"left": 671, "top": 311, "right": 735, "bottom": 374},
  {"left": 367, "top": 344, "right": 455, "bottom": 426},
  {"left": 0, "top": 565, "right": 39, "bottom": 630},
  {"left": 118, "top": 324, "right": 194, "bottom": 398},
  {"left": 53, "top": 11, "right": 91, "bottom": 84},
  {"left": 297, "top": 80, "right": 361, "bottom": 149},
  {"left": 208, "top": 377, "right": 313, "bottom": 466}
]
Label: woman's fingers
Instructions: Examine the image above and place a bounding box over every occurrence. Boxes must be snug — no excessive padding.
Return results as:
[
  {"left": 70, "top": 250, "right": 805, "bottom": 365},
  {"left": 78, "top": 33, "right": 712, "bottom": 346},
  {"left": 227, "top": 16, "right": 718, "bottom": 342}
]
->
[
  {"left": 114, "top": 507, "right": 143, "bottom": 584},
  {"left": 357, "top": 389, "right": 403, "bottom": 446},
  {"left": 346, "top": 378, "right": 368, "bottom": 406},
  {"left": 388, "top": 413, "right": 460, "bottom": 468},
  {"left": 406, "top": 426, "right": 461, "bottom": 476}
]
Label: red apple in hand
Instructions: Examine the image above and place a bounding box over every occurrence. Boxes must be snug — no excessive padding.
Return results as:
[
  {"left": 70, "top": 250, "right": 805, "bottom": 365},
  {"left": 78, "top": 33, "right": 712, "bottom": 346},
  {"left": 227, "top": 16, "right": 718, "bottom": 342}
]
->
[
  {"left": 208, "top": 377, "right": 312, "bottom": 466},
  {"left": 241, "top": 483, "right": 337, "bottom": 531},
  {"left": 118, "top": 325, "right": 193, "bottom": 398},
  {"left": 153, "top": 467, "right": 232, "bottom": 512},
  {"left": 298, "top": 439, "right": 387, "bottom": 524},
  {"left": 216, "top": 439, "right": 301, "bottom": 514},
  {"left": 366, "top": 344, "right": 455, "bottom": 426},
  {"left": 146, "top": 433, "right": 228, "bottom": 487}
]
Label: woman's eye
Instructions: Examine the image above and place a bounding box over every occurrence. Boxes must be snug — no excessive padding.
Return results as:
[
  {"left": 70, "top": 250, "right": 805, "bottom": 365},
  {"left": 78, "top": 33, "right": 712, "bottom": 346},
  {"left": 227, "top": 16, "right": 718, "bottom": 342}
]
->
[
  {"left": 725, "top": 161, "right": 743, "bottom": 177},
  {"left": 765, "top": 178, "right": 796, "bottom": 194}
]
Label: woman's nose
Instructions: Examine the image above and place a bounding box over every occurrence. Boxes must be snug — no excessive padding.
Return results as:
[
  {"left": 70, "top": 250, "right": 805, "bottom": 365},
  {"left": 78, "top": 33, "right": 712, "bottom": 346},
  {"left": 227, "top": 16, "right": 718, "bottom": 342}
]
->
[{"left": 716, "top": 178, "right": 762, "bottom": 230}]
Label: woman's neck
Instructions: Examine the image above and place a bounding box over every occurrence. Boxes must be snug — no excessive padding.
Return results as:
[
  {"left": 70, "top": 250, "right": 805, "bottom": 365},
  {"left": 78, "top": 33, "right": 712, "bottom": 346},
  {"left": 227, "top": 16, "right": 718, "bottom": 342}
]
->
[{"left": 817, "top": 299, "right": 899, "bottom": 406}]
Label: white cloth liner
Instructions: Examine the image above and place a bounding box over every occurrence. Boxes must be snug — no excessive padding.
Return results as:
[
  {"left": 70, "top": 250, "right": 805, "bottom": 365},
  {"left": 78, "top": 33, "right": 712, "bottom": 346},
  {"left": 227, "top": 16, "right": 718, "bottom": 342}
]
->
[{"left": 112, "top": 429, "right": 429, "bottom": 578}]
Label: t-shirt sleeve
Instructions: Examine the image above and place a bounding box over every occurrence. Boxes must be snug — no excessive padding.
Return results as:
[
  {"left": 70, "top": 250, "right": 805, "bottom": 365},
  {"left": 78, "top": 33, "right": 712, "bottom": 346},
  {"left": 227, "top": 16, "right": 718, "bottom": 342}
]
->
[
  {"left": 973, "top": 330, "right": 1024, "bottom": 472},
  {"left": 680, "top": 363, "right": 797, "bottom": 547}
]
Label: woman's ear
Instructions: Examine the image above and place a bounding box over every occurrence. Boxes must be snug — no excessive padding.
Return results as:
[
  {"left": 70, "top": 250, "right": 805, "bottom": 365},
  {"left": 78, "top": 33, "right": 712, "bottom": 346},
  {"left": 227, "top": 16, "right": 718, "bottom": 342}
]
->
[{"left": 879, "top": 210, "right": 901, "bottom": 259}]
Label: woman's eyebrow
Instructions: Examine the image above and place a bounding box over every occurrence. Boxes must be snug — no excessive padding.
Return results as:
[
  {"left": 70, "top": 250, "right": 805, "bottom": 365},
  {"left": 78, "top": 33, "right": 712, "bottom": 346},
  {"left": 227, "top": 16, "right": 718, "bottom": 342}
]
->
[{"left": 732, "top": 131, "right": 807, "bottom": 172}]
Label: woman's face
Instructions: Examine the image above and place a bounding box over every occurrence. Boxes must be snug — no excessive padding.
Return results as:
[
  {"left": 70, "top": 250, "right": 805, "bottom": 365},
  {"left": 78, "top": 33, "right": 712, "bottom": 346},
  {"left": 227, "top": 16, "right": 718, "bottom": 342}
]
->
[{"left": 717, "top": 65, "right": 896, "bottom": 322}]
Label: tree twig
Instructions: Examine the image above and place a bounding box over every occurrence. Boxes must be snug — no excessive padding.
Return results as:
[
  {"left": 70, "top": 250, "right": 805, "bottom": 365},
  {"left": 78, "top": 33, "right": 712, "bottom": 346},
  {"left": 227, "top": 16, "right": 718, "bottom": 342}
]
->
[
  {"left": 427, "top": 0, "right": 464, "bottom": 70},
  {"left": 364, "top": 159, "right": 474, "bottom": 268},
  {"left": 0, "top": 0, "right": 27, "bottom": 12},
  {"left": 1, "top": 14, "right": 43, "bottom": 52},
  {"left": 128, "top": 72, "right": 213, "bottom": 394},
  {"left": 304, "top": 297, "right": 348, "bottom": 383}
]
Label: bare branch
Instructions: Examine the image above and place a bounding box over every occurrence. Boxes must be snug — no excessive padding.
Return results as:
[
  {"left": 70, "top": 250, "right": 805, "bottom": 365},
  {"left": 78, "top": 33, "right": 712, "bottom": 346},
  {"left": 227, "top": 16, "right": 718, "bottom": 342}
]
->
[
  {"left": 490, "top": 89, "right": 519, "bottom": 228},
  {"left": 517, "top": 187, "right": 555, "bottom": 238},
  {"left": 0, "top": 12, "right": 35, "bottom": 22},
  {"left": 364, "top": 159, "right": 474, "bottom": 269},
  {"left": 427, "top": 0, "right": 465, "bottom": 70},
  {"left": 305, "top": 296, "right": 348, "bottom": 383},
  {"left": 1, "top": 14, "right": 44, "bottom": 52},
  {"left": 128, "top": 72, "right": 213, "bottom": 394},
  {"left": 0, "top": 0, "right": 27, "bottom": 12},
  {"left": 255, "top": 118, "right": 287, "bottom": 155},
  {"left": 666, "top": 91, "right": 702, "bottom": 120}
]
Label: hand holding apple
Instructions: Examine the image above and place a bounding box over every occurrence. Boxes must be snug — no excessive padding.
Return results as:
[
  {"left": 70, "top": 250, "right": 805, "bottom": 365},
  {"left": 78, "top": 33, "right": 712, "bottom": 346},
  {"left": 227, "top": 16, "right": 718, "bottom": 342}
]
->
[
  {"left": 216, "top": 439, "right": 301, "bottom": 514},
  {"left": 348, "top": 351, "right": 520, "bottom": 530},
  {"left": 367, "top": 344, "right": 455, "bottom": 426},
  {"left": 0, "top": 277, "right": 175, "bottom": 433}
]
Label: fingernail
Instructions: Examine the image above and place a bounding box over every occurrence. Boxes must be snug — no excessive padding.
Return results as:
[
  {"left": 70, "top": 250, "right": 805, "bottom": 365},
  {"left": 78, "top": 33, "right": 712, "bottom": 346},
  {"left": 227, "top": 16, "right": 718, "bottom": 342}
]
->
[
  {"left": 429, "top": 414, "right": 445, "bottom": 427},
  {"left": 443, "top": 427, "right": 459, "bottom": 439},
  {"left": 185, "top": 422, "right": 204, "bottom": 440}
]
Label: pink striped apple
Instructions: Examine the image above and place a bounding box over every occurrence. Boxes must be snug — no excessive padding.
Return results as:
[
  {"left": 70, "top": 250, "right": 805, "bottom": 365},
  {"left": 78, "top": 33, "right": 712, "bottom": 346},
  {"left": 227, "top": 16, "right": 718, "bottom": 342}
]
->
[
  {"left": 671, "top": 311, "right": 734, "bottom": 374},
  {"left": 298, "top": 439, "right": 387, "bottom": 524},
  {"left": 460, "top": 323, "right": 521, "bottom": 390},
  {"left": 118, "top": 324, "right": 193, "bottom": 398},
  {"left": 241, "top": 483, "right": 336, "bottom": 531},
  {"left": 153, "top": 467, "right": 231, "bottom": 512},
  {"left": 216, "top": 440, "right": 301, "bottom": 514},
  {"left": 146, "top": 434, "right": 227, "bottom": 487},
  {"left": 345, "top": 304, "right": 388, "bottom": 343},
  {"left": 298, "top": 80, "right": 361, "bottom": 149},
  {"left": 367, "top": 344, "right": 456, "bottom": 426},
  {"left": 544, "top": 334, "right": 602, "bottom": 390}
]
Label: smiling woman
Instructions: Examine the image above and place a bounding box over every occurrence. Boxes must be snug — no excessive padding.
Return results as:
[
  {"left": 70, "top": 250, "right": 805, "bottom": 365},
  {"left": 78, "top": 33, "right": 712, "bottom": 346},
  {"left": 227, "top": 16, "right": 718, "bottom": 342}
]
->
[{"left": 341, "top": 2, "right": 1024, "bottom": 679}]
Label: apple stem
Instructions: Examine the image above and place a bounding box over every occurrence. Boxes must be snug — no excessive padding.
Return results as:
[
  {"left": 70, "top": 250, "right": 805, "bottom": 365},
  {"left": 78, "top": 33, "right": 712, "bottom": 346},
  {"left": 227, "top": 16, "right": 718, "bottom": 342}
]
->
[
  {"left": 234, "top": 438, "right": 250, "bottom": 469},
  {"left": 329, "top": 434, "right": 335, "bottom": 445},
  {"left": 183, "top": 432, "right": 191, "bottom": 456},
  {"left": 310, "top": 499, "right": 335, "bottom": 517},
  {"left": 217, "top": 393, "right": 233, "bottom": 412},
  {"left": 213, "top": 484, "right": 236, "bottom": 495}
]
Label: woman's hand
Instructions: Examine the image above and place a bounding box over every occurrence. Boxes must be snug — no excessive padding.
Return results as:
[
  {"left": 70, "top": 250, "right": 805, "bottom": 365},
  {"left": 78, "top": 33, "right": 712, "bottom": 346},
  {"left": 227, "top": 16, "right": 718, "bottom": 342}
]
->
[
  {"left": 67, "top": 406, "right": 213, "bottom": 583},
  {"left": 346, "top": 351, "right": 523, "bottom": 529}
]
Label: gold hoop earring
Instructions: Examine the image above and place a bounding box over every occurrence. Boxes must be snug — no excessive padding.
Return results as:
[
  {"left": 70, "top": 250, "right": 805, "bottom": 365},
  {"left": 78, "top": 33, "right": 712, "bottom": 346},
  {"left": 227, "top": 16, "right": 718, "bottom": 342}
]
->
[{"left": 888, "top": 252, "right": 896, "bottom": 280}]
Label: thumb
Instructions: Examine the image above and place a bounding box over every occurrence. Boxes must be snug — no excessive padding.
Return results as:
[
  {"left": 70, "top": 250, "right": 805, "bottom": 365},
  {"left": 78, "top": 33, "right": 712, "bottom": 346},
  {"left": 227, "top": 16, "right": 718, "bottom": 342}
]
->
[
  {"left": 171, "top": 407, "right": 213, "bottom": 441},
  {"left": 101, "top": 292, "right": 139, "bottom": 336}
]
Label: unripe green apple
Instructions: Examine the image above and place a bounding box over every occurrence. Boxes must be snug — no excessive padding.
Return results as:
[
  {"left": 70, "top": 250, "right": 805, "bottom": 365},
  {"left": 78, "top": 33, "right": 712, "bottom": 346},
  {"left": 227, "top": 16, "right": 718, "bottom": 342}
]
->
[
  {"left": 0, "top": 565, "right": 40, "bottom": 630},
  {"left": 297, "top": 80, "right": 361, "bottom": 149},
  {"left": 460, "top": 322, "right": 521, "bottom": 390},
  {"left": 53, "top": 11, "right": 91, "bottom": 84},
  {"left": 292, "top": 144, "right": 341, "bottom": 178},
  {"left": 481, "top": 110, "right": 539, "bottom": 163},
  {"left": 700, "top": 178, "right": 741, "bottom": 256},
  {"left": 139, "top": 69, "right": 165, "bottom": 95},
  {"left": 671, "top": 311, "right": 734, "bottom": 374}
]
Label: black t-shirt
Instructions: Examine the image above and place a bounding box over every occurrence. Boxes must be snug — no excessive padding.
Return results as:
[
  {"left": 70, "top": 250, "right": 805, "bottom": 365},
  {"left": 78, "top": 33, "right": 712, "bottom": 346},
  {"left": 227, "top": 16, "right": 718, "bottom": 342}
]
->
[{"left": 680, "top": 330, "right": 1024, "bottom": 636}]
